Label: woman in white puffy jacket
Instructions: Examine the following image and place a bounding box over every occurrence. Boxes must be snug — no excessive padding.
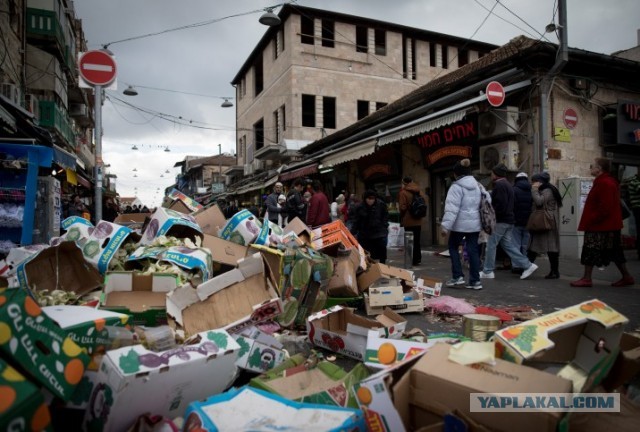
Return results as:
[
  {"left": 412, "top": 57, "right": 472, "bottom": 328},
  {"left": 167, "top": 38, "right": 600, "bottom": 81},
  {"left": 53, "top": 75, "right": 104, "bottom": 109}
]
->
[{"left": 440, "top": 159, "right": 488, "bottom": 290}]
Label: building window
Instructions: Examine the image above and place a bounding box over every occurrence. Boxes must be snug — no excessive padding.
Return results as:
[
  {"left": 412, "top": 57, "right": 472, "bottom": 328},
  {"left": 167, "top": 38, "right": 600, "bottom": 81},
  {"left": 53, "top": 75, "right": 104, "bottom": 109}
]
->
[
  {"left": 376, "top": 102, "right": 387, "bottom": 111},
  {"left": 274, "top": 28, "right": 285, "bottom": 59},
  {"left": 441, "top": 45, "right": 448, "bottom": 69},
  {"left": 273, "top": 109, "right": 280, "bottom": 144},
  {"left": 374, "top": 29, "right": 386, "bottom": 56},
  {"left": 301, "top": 15, "right": 314, "bottom": 45},
  {"left": 254, "top": 119, "right": 264, "bottom": 151},
  {"left": 458, "top": 48, "right": 469, "bottom": 67},
  {"left": 281, "top": 104, "right": 286, "bottom": 131},
  {"left": 356, "top": 25, "right": 368, "bottom": 53},
  {"left": 402, "top": 37, "right": 408, "bottom": 78},
  {"left": 411, "top": 38, "right": 417, "bottom": 79},
  {"left": 321, "top": 19, "right": 334, "bottom": 48},
  {"left": 357, "top": 100, "right": 370, "bottom": 120},
  {"left": 254, "top": 53, "right": 263, "bottom": 95},
  {"left": 302, "top": 94, "right": 316, "bottom": 127},
  {"left": 239, "top": 135, "right": 245, "bottom": 158},
  {"left": 429, "top": 43, "right": 436, "bottom": 67},
  {"left": 323, "top": 97, "right": 336, "bottom": 129}
]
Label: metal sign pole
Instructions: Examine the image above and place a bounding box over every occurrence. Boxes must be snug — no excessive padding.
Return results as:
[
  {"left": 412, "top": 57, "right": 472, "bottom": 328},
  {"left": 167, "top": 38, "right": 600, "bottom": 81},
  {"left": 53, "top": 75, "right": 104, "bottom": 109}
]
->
[{"left": 94, "top": 85, "right": 102, "bottom": 222}]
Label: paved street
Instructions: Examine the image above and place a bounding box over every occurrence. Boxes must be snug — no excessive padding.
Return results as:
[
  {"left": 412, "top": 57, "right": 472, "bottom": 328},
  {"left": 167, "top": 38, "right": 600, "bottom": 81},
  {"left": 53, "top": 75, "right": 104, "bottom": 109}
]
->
[{"left": 385, "top": 246, "right": 640, "bottom": 334}]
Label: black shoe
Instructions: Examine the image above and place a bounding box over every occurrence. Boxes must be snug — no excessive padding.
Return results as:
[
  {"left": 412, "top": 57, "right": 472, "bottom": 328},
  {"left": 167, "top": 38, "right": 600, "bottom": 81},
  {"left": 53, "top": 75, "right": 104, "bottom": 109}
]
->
[{"left": 545, "top": 272, "right": 560, "bottom": 279}]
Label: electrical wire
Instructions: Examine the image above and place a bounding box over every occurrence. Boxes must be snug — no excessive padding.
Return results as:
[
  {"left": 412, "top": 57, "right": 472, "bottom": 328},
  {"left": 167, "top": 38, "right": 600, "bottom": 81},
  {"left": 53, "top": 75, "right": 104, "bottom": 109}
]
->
[
  {"left": 122, "top": 83, "right": 233, "bottom": 100},
  {"left": 472, "top": 0, "right": 539, "bottom": 39},
  {"left": 494, "top": 0, "right": 550, "bottom": 41}
]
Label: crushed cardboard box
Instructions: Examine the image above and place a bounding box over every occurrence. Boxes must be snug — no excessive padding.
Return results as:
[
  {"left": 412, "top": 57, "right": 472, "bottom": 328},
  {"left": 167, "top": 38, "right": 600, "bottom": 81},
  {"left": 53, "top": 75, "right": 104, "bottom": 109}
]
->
[
  {"left": 219, "top": 209, "right": 262, "bottom": 246},
  {"left": 357, "top": 262, "right": 414, "bottom": 293},
  {"left": 233, "top": 326, "right": 286, "bottom": 373},
  {"left": 84, "top": 329, "right": 240, "bottom": 432},
  {"left": 602, "top": 332, "right": 640, "bottom": 391},
  {"left": 101, "top": 272, "right": 179, "bottom": 326},
  {"left": 139, "top": 207, "right": 203, "bottom": 246}
]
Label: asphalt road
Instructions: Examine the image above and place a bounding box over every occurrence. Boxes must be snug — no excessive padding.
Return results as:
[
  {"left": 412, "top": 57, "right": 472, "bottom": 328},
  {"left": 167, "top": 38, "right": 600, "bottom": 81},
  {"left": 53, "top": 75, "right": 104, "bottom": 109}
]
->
[{"left": 386, "top": 246, "right": 640, "bottom": 334}]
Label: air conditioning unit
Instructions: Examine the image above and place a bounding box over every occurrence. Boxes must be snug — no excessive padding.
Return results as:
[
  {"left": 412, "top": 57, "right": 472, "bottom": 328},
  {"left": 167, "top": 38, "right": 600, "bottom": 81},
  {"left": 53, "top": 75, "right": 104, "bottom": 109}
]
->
[
  {"left": 1, "top": 82, "right": 21, "bottom": 105},
  {"left": 478, "top": 106, "right": 519, "bottom": 139},
  {"left": 244, "top": 163, "right": 254, "bottom": 175},
  {"left": 252, "top": 159, "right": 264, "bottom": 172},
  {"left": 69, "top": 103, "right": 88, "bottom": 117},
  {"left": 25, "top": 94, "right": 40, "bottom": 121},
  {"left": 479, "top": 140, "right": 519, "bottom": 174}
]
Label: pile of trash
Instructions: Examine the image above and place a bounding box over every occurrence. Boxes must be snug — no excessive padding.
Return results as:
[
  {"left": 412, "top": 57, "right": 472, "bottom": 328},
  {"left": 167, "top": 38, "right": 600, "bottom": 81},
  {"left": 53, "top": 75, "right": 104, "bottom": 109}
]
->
[{"left": 0, "top": 197, "right": 638, "bottom": 431}]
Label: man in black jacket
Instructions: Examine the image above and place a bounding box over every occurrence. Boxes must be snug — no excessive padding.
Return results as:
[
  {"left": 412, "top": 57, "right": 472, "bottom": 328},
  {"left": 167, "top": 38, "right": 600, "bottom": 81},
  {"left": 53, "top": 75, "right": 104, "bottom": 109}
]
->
[
  {"left": 481, "top": 164, "right": 538, "bottom": 280},
  {"left": 286, "top": 178, "right": 306, "bottom": 221},
  {"left": 349, "top": 189, "right": 389, "bottom": 264}
]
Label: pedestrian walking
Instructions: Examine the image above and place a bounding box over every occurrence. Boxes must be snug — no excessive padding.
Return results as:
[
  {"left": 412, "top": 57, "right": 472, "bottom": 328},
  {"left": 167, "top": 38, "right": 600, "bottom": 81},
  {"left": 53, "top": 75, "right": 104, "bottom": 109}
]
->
[
  {"left": 398, "top": 176, "right": 427, "bottom": 266},
  {"left": 349, "top": 189, "right": 389, "bottom": 264},
  {"left": 306, "top": 180, "right": 331, "bottom": 227},
  {"left": 571, "top": 158, "right": 635, "bottom": 287},
  {"left": 512, "top": 172, "right": 532, "bottom": 261},
  {"left": 480, "top": 163, "right": 539, "bottom": 280},
  {"left": 621, "top": 172, "right": 640, "bottom": 260},
  {"left": 286, "top": 178, "right": 307, "bottom": 222},
  {"left": 440, "top": 159, "right": 483, "bottom": 290},
  {"left": 265, "top": 182, "right": 284, "bottom": 225},
  {"left": 527, "top": 172, "right": 562, "bottom": 279}
]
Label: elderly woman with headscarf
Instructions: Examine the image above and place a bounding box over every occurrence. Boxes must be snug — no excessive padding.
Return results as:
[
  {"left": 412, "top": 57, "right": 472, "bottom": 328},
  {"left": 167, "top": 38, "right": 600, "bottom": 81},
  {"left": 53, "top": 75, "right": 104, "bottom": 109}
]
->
[{"left": 527, "top": 172, "right": 563, "bottom": 279}]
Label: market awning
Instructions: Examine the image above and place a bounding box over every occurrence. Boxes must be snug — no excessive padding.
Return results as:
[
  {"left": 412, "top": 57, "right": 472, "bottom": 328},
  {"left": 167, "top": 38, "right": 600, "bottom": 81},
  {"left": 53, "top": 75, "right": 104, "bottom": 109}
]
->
[
  {"left": 377, "top": 109, "right": 468, "bottom": 147},
  {"left": 76, "top": 174, "right": 92, "bottom": 189},
  {"left": 321, "top": 140, "right": 376, "bottom": 167},
  {"left": 53, "top": 145, "right": 77, "bottom": 170},
  {"left": 278, "top": 163, "right": 319, "bottom": 182}
]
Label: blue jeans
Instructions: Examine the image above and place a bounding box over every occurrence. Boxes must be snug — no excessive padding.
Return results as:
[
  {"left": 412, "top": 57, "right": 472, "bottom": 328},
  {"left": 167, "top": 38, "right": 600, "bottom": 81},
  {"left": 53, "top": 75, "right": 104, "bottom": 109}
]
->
[
  {"left": 512, "top": 225, "right": 530, "bottom": 258},
  {"left": 483, "top": 223, "right": 531, "bottom": 273},
  {"left": 449, "top": 231, "right": 481, "bottom": 284}
]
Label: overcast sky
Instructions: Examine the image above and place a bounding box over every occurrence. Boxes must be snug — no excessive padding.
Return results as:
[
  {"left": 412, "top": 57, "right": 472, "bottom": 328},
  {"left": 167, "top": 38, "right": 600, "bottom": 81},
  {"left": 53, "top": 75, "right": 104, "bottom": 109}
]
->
[{"left": 73, "top": 0, "right": 640, "bottom": 207}]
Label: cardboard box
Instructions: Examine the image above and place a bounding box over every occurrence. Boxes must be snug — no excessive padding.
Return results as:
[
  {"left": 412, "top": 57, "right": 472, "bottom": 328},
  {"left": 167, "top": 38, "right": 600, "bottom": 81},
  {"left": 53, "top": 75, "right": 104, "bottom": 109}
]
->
[
  {"left": 353, "top": 352, "right": 427, "bottom": 432},
  {"left": 414, "top": 276, "right": 443, "bottom": 297},
  {"left": 83, "top": 329, "right": 240, "bottom": 432},
  {"left": 60, "top": 216, "right": 93, "bottom": 242},
  {"left": 139, "top": 207, "right": 203, "bottom": 246},
  {"left": 166, "top": 253, "right": 282, "bottom": 336},
  {"left": 0, "top": 358, "right": 52, "bottom": 432},
  {"left": 14, "top": 241, "right": 102, "bottom": 297},
  {"left": 193, "top": 204, "right": 227, "bottom": 236},
  {"left": 306, "top": 306, "right": 406, "bottom": 361},
  {"left": 101, "top": 272, "right": 179, "bottom": 326},
  {"left": 404, "top": 343, "right": 573, "bottom": 432},
  {"left": 283, "top": 217, "right": 313, "bottom": 244},
  {"left": 203, "top": 234, "right": 248, "bottom": 270},
  {"left": 183, "top": 386, "right": 366, "bottom": 432},
  {"left": 166, "top": 188, "right": 203, "bottom": 213},
  {"left": 327, "top": 254, "right": 358, "bottom": 297},
  {"left": 251, "top": 244, "right": 285, "bottom": 294},
  {"left": 494, "top": 299, "right": 628, "bottom": 392},
  {"left": 369, "top": 278, "right": 404, "bottom": 307},
  {"left": 112, "top": 212, "right": 151, "bottom": 228},
  {"left": 126, "top": 244, "right": 213, "bottom": 282},
  {"left": 233, "top": 326, "right": 286, "bottom": 373},
  {"left": 219, "top": 209, "right": 262, "bottom": 246},
  {"left": 42, "top": 306, "right": 129, "bottom": 354},
  {"left": 168, "top": 198, "right": 192, "bottom": 214},
  {"left": 357, "top": 262, "right": 414, "bottom": 293},
  {"left": 601, "top": 332, "right": 640, "bottom": 391},
  {"left": 0, "top": 288, "right": 91, "bottom": 401},
  {"left": 250, "top": 356, "right": 370, "bottom": 408},
  {"left": 364, "top": 290, "right": 424, "bottom": 315},
  {"left": 364, "top": 333, "right": 434, "bottom": 370},
  {"left": 79, "top": 221, "right": 138, "bottom": 274}
]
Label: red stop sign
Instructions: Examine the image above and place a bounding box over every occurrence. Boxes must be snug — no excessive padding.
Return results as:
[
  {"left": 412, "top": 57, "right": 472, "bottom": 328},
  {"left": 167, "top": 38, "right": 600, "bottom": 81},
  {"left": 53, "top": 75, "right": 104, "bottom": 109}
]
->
[
  {"left": 79, "top": 50, "right": 117, "bottom": 86},
  {"left": 486, "top": 81, "right": 505, "bottom": 107},
  {"left": 563, "top": 108, "right": 578, "bottom": 129}
]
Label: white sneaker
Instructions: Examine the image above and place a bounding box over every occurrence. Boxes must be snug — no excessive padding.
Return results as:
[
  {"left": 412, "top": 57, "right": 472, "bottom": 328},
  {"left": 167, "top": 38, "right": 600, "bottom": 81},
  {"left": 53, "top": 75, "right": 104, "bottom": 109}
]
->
[
  {"left": 480, "top": 271, "right": 495, "bottom": 279},
  {"left": 445, "top": 276, "right": 465, "bottom": 287},
  {"left": 465, "top": 281, "right": 483, "bottom": 290},
  {"left": 520, "top": 263, "right": 539, "bottom": 279}
]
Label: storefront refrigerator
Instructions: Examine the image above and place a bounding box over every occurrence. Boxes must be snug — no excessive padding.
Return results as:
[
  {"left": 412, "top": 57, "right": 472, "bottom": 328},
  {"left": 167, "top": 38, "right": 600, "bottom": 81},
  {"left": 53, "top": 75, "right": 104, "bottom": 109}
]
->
[
  {"left": 32, "top": 176, "right": 61, "bottom": 244},
  {"left": 558, "top": 177, "right": 593, "bottom": 259}
]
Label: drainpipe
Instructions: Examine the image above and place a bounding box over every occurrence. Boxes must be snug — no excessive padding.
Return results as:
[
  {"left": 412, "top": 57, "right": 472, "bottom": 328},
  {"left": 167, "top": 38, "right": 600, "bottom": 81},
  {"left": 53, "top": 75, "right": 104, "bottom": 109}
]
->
[{"left": 536, "top": 0, "right": 568, "bottom": 172}]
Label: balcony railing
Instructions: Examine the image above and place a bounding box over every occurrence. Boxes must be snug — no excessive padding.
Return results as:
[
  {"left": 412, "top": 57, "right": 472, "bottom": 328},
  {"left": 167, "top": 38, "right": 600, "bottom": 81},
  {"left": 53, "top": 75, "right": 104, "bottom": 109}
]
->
[
  {"left": 26, "top": 8, "right": 73, "bottom": 74},
  {"left": 39, "top": 101, "right": 76, "bottom": 147}
]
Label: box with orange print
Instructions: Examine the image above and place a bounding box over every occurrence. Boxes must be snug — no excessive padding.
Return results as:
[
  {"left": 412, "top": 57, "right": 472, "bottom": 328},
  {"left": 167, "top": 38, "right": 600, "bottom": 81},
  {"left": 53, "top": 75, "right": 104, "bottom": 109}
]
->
[
  {"left": 494, "top": 298, "right": 628, "bottom": 393},
  {"left": 0, "top": 288, "right": 91, "bottom": 402},
  {"left": 0, "top": 357, "right": 53, "bottom": 432}
]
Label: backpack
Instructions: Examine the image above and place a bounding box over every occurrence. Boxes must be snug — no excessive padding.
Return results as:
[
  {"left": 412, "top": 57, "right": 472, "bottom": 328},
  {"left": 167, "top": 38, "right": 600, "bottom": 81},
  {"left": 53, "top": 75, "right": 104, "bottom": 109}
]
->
[
  {"left": 409, "top": 191, "right": 427, "bottom": 218},
  {"left": 478, "top": 186, "right": 496, "bottom": 235}
]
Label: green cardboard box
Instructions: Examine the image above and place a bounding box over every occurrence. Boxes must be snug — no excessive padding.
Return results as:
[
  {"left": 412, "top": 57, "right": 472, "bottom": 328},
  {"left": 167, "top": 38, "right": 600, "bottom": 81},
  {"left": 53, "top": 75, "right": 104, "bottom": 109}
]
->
[{"left": 0, "top": 288, "right": 91, "bottom": 401}]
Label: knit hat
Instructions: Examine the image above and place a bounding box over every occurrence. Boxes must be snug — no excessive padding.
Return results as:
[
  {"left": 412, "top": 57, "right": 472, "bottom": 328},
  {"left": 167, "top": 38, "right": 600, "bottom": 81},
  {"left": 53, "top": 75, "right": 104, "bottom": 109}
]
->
[
  {"left": 336, "top": 194, "right": 345, "bottom": 204},
  {"left": 492, "top": 163, "right": 508, "bottom": 178},
  {"left": 531, "top": 172, "right": 551, "bottom": 183},
  {"left": 278, "top": 194, "right": 286, "bottom": 202},
  {"left": 364, "top": 189, "right": 378, "bottom": 199},
  {"left": 453, "top": 158, "right": 471, "bottom": 176},
  {"left": 516, "top": 172, "right": 528, "bottom": 179}
]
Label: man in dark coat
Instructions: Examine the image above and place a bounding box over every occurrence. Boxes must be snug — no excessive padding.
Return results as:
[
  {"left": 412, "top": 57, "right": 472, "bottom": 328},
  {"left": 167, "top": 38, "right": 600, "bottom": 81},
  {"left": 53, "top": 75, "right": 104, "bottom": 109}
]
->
[{"left": 349, "top": 189, "right": 389, "bottom": 264}]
